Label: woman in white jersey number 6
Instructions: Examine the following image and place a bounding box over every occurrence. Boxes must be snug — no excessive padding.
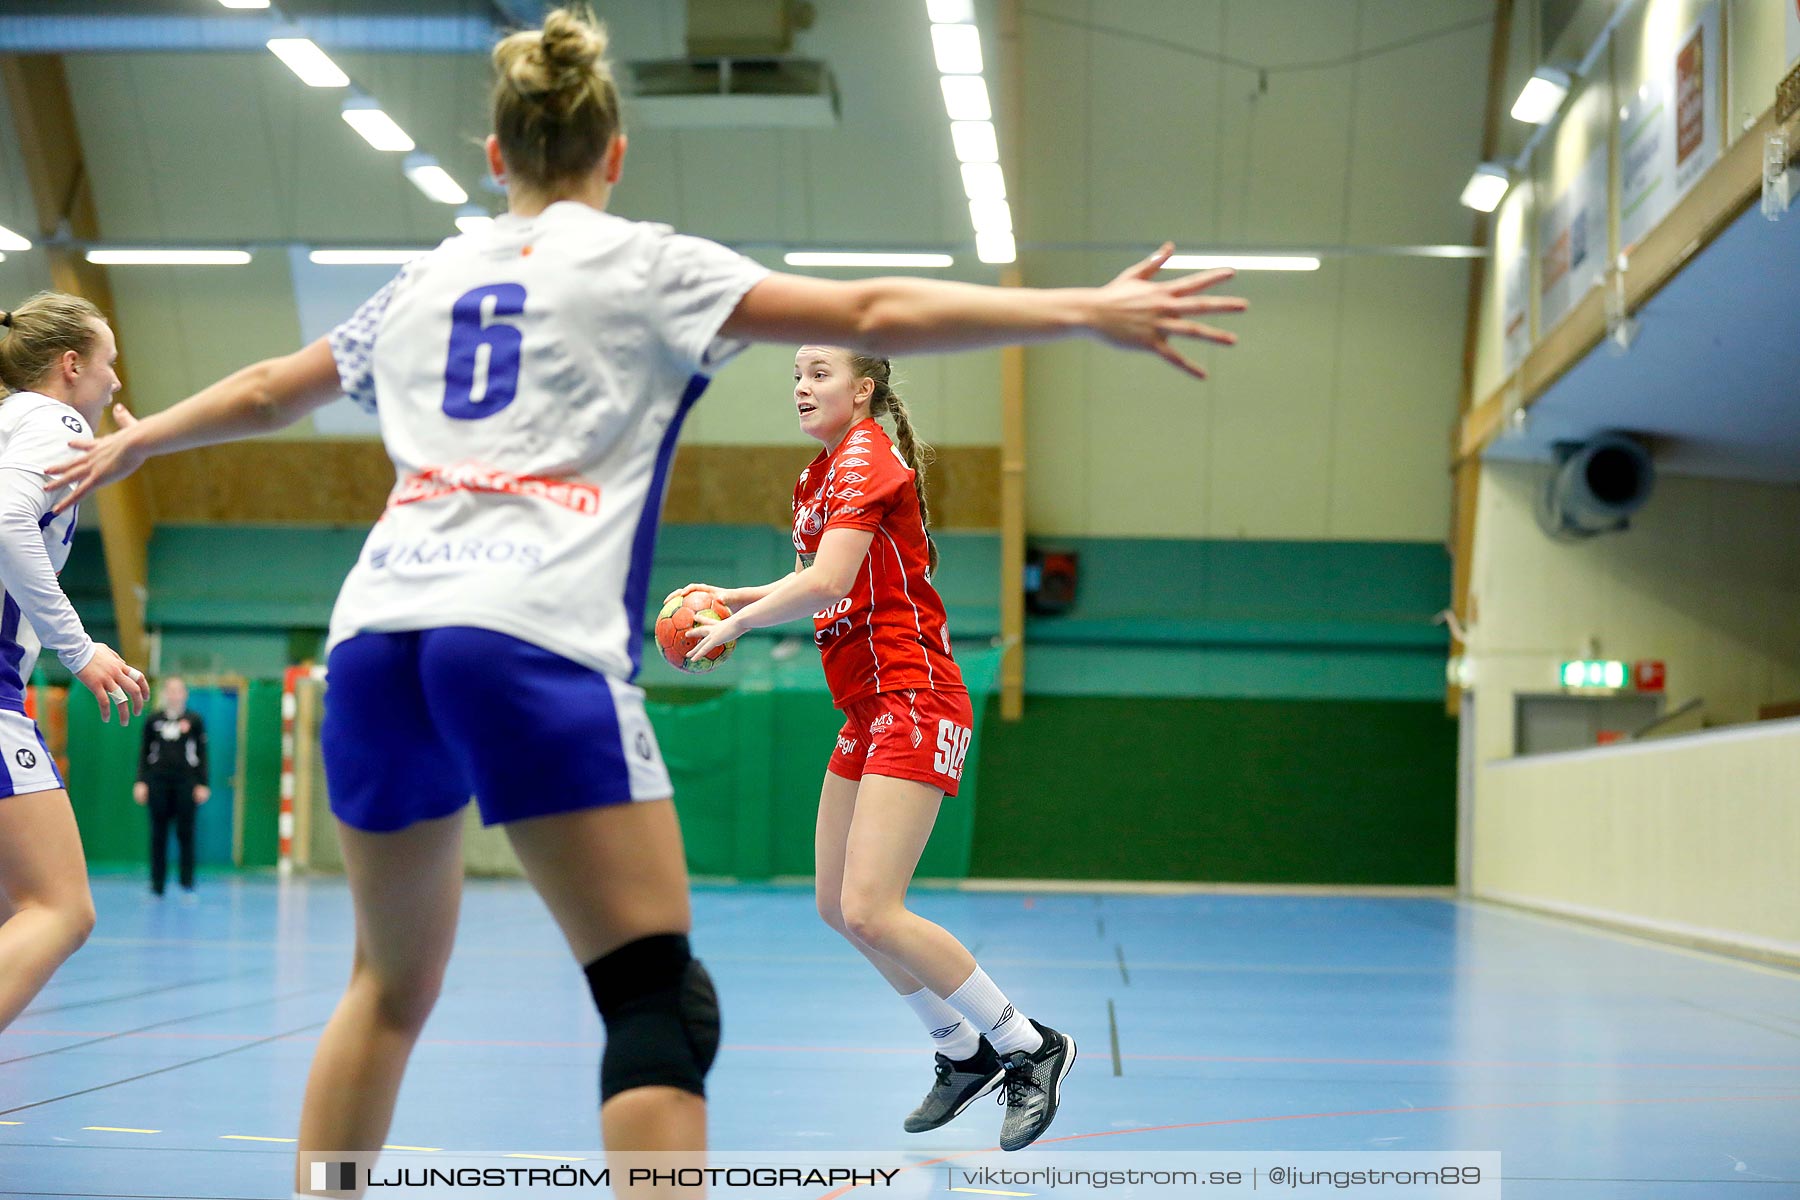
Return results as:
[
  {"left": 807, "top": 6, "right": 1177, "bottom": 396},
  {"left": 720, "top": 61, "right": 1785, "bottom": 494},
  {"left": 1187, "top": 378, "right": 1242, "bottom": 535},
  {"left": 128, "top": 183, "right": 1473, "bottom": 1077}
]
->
[{"left": 47, "top": 6, "right": 1244, "bottom": 1188}]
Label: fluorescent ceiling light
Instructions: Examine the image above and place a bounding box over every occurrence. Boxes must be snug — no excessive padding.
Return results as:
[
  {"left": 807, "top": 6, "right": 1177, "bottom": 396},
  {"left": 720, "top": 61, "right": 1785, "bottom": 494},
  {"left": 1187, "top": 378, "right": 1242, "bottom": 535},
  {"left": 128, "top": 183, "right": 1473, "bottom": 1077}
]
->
[
  {"left": 960, "top": 161, "right": 1007, "bottom": 202},
  {"left": 975, "top": 230, "right": 1016, "bottom": 265},
  {"left": 927, "top": 0, "right": 975, "bottom": 21},
  {"left": 1510, "top": 67, "right": 1570, "bottom": 125},
  {"left": 404, "top": 154, "right": 468, "bottom": 205},
  {"left": 266, "top": 38, "right": 349, "bottom": 88},
  {"left": 1460, "top": 164, "right": 1510, "bottom": 213},
  {"left": 967, "top": 197, "right": 1012, "bottom": 234},
  {"left": 950, "top": 120, "right": 998, "bottom": 164},
  {"left": 309, "top": 249, "right": 429, "bottom": 265},
  {"left": 784, "top": 252, "right": 955, "bottom": 268},
  {"left": 87, "top": 249, "right": 252, "bottom": 266},
  {"left": 1164, "top": 254, "right": 1320, "bottom": 271},
  {"left": 931, "top": 23, "right": 983, "bottom": 74},
  {"left": 218, "top": 0, "right": 271, "bottom": 8},
  {"left": 455, "top": 207, "right": 496, "bottom": 235},
  {"left": 940, "top": 75, "right": 992, "bottom": 122},
  {"left": 341, "top": 103, "right": 414, "bottom": 152},
  {"left": 0, "top": 224, "right": 30, "bottom": 252}
]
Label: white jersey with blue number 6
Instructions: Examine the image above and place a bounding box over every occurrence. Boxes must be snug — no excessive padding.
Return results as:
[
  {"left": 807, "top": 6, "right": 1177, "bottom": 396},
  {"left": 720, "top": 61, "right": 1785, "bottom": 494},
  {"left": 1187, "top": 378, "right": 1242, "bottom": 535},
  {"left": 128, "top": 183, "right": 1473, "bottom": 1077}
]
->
[{"left": 325, "top": 200, "right": 768, "bottom": 681}]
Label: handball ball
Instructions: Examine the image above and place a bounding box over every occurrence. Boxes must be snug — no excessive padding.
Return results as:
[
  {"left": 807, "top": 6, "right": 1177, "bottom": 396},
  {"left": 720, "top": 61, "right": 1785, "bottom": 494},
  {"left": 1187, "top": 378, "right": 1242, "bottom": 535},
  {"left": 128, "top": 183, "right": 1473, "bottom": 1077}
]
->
[{"left": 656, "top": 590, "right": 736, "bottom": 673}]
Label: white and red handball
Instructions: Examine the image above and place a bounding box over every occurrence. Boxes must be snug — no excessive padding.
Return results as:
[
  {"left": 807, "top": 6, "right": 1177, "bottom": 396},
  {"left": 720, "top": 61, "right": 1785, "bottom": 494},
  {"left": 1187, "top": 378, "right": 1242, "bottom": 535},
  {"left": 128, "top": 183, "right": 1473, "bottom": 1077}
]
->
[{"left": 656, "top": 589, "right": 736, "bottom": 673}]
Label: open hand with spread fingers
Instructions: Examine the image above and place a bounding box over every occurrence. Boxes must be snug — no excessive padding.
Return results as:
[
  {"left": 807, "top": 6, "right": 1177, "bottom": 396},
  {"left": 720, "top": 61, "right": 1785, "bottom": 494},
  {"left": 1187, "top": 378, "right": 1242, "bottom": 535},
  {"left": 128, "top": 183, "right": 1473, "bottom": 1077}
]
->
[
  {"left": 1086, "top": 242, "right": 1247, "bottom": 379},
  {"left": 45, "top": 403, "right": 145, "bottom": 514}
]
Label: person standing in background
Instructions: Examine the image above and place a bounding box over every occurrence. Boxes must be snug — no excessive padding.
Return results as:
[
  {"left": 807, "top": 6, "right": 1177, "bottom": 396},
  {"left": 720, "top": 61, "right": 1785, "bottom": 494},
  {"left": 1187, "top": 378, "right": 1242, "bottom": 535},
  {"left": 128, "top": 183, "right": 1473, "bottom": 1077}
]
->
[{"left": 135, "top": 677, "right": 208, "bottom": 898}]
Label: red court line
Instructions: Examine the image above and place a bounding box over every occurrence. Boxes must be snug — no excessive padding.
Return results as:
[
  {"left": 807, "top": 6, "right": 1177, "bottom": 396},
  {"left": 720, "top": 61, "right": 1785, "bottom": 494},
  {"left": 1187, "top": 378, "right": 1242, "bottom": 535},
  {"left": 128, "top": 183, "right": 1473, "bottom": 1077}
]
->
[
  {"left": 813, "top": 1091, "right": 1800, "bottom": 1199},
  {"left": 5, "top": 1029, "right": 1800, "bottom": 1071}
]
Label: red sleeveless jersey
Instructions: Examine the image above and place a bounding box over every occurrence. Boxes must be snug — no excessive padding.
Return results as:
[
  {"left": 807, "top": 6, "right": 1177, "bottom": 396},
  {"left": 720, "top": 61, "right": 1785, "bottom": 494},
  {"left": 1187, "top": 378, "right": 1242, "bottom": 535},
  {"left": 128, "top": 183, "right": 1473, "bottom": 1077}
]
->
[{"left": 791, "top": 418, "right": 964, "bottom": 709}]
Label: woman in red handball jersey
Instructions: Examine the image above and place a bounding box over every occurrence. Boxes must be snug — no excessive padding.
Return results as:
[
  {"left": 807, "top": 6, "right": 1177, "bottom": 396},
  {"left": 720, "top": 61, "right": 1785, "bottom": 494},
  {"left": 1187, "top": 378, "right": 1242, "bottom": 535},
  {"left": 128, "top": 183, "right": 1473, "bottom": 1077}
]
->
[{"left": 682, "top": 348, "right": 1072, "bottom": 1150}]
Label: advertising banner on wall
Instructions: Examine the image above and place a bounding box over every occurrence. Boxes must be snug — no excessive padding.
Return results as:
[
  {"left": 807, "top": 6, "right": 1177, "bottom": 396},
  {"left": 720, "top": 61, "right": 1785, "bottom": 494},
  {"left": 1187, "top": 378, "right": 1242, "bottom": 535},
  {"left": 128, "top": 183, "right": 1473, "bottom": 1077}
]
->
[
  {"left": 1500, "top": 232, "right": 1530, "bottom": 375},
  {"left": 1619, "top": 1, "right": 1720, "bottom": 252},
  {"left": 1538, "top": 141, "right": 1608, "bottom": 331}
]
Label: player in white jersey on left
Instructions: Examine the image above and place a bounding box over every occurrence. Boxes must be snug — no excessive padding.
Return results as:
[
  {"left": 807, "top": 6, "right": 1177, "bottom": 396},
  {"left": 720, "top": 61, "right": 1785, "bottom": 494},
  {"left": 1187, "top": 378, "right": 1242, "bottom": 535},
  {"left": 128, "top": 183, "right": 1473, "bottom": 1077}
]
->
[{"left": 0, "top": 292, "right": 148, "bottom": 1031}]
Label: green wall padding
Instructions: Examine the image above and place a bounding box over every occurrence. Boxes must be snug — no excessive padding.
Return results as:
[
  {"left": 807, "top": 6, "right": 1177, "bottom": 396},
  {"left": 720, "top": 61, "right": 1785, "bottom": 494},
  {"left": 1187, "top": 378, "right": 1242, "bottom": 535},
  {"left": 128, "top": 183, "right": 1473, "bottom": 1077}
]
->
[
  {"left": 66, "top": 686, "right": 240, "bottom": 871},
  {"left": 969, "top": 695, "right": 1455, "bottom": 886},
  {"left": 641, "top": 645, "right": 997, "bottom": 880},
  {"left": 240, "top": 679, "right": 285, "bottom": 867}
]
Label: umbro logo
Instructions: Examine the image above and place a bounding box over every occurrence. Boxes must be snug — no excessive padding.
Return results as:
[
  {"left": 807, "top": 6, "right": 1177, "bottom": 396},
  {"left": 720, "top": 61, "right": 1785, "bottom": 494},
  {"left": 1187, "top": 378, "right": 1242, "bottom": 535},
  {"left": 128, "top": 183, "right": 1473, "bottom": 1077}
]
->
[
  {"left": 992, "top": 1004, "right": 1015, "bottom": 1030},
  {"left": 841, "top": 457, "right": 869, "bottom": 468},
  {"left": 930, "top": 1021, "right": 962, "bottom": 1039},
  {"left": 14, "top": 748, "right": 36, "bottom": 770}
]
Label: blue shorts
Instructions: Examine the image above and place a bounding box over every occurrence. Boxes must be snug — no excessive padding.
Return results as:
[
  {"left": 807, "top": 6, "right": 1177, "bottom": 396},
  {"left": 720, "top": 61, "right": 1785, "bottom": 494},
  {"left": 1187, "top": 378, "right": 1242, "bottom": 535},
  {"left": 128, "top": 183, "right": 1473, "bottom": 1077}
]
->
[{"left": 321, "top": 627, "right": 673, "bottom": 833}]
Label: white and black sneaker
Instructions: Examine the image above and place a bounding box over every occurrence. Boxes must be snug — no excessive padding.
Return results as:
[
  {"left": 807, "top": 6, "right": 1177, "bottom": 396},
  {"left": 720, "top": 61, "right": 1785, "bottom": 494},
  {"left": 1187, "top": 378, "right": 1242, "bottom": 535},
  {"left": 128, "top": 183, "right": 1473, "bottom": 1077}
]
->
[
  {"left": 996, "top": 1020, "right": 1076, "bottom": 1151},
  {"left": 904, "top": 1040, "right": 1005, "bottom": 1133}
]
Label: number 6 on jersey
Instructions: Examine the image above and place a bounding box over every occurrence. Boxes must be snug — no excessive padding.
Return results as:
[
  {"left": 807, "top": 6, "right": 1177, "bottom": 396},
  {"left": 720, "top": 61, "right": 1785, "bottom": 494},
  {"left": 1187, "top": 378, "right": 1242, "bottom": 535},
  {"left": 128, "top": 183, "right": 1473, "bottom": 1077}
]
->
[{"left": 442, "top": 283, "right": 526, "bottom": 419}]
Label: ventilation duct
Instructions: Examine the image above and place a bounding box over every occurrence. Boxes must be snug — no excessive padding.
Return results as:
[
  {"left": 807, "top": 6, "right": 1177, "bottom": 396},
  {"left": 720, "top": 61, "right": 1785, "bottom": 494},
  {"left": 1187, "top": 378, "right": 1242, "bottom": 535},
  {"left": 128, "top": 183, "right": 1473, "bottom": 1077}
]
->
[
  {"left": 1535, "top": 434, "right": 1656, "bottom": 540},
  {"left": 624, "top": 0, "right": 832, "bottom": 129}
]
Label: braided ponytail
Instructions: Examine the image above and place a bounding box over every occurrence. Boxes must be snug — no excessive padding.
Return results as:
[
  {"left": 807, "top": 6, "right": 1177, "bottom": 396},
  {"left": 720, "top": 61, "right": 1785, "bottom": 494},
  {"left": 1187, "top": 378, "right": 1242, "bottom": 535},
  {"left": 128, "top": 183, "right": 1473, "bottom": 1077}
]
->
[{"left": 849, "top": 352, "right": 939, "bottom": 575}]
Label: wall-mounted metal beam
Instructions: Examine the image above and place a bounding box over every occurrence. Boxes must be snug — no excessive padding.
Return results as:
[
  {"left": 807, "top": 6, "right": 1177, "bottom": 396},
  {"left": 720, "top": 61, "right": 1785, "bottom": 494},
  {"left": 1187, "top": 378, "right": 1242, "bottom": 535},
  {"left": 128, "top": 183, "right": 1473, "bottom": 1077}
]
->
[{"left": 0, "top": 15, "right": 503, "bottom": 56}]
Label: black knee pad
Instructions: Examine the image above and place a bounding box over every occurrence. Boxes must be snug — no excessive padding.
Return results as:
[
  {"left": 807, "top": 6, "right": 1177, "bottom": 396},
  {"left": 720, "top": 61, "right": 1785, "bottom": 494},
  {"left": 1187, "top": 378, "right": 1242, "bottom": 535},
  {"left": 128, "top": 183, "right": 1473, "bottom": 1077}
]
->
[{"left": 584, "top": 933, "right": 719, "bottom": 1102}]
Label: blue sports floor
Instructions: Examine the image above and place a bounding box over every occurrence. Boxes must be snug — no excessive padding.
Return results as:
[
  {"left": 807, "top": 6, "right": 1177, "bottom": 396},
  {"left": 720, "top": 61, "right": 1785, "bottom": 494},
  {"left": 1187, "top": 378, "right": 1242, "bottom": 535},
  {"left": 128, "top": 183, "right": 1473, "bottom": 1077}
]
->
[{"left": 1, "top": 874, "right": 1797, "bottom": 1198}]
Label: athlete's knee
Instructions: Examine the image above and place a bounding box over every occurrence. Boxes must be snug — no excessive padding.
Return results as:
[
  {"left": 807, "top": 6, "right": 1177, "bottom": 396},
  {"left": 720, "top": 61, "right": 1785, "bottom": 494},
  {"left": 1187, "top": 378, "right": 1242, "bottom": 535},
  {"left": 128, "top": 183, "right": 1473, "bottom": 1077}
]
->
[
  {"left": 840, "top": 895, "right": 905, "bottom": 950},
  {"left": 585, "top": 932, "right": 719, "bottom": 1102},
  {"left": 66, "top": 898, "right": 96, "bottom": 950},
  {"left": 815, "top": 890, "right": 848, "bottom": 936},
  {"left": 351, "top": 958, "right": 445, "bottom": 1033},
  {"left": 8, "top": 893, "right": 97, "bottom": 956}
]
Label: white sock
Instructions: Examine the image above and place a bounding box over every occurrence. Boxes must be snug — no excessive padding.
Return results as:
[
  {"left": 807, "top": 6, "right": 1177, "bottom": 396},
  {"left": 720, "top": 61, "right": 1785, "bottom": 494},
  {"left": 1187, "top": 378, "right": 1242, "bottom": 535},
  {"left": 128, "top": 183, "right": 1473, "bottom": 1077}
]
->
[
  {"left": 944, "top": 966, "right": 1042, "bottom": 1056},
  {"left": 901, "top": 986, "right": 983, "bottom": 1060}
]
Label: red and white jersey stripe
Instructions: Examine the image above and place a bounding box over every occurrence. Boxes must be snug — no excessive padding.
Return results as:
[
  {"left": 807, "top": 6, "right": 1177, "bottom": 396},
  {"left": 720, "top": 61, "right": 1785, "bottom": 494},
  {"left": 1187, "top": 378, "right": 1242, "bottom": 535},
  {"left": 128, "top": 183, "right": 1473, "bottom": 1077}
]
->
[{"left": 791, "top": 418, "right": 963, "bottom": 708}]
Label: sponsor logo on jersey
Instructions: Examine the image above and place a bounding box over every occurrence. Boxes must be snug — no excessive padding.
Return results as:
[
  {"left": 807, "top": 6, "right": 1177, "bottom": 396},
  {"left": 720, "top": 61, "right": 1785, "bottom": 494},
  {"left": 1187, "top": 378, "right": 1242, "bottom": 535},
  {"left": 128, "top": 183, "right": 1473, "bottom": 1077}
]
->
[
  {"left": 634, "top": 731, "right": 654, "bottom": 761},
  {"left": 61, "top": 414, "right": 84, "bottom": 433},
  {"left": 814, "top": 614, "right": 854, "bottom": 649},
  {"left": 796, "top": 502, "right": 824, "bottom": 537},
  {"left": 14, "top": 748, "right": 36, "bottom": 770},
  {"left": 868, "top": 712, "right": 895, "bottom": 735},
  {"left": 368, "top": 538, "right": 545, "bottom": 570},
  {"left": 837, "top": 488, "right": 864, "bottom": 499},
  {"left": 835, "top": 734, "right": 858, "bottom": 756},
  {"left": 839, "top": 471, "right": 868, "bottom": 484},
  {"left": 392, "top": 462, "right": 601, "bottom": 515},
  {"left": 840, "top": 457, "right": 869, "bottom": 468}
]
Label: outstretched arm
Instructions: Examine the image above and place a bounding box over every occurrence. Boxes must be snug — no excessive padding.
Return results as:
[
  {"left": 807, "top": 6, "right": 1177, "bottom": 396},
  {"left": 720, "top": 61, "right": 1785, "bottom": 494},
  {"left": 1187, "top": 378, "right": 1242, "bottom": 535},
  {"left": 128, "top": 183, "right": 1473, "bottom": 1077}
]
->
[
  {"left": 46, "top": 338, "right": 343, "bottom": 512},
  {"left": 722, "top": 244, "right": 1245, "bottom": 379}
]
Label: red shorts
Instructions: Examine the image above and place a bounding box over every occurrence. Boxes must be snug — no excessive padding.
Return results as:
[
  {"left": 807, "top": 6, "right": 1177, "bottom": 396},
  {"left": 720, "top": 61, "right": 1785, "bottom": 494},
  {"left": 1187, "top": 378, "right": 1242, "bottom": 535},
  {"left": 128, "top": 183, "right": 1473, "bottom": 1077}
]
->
[{"left": 830, "top": 688, "right": 975, "bottom": 796}]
